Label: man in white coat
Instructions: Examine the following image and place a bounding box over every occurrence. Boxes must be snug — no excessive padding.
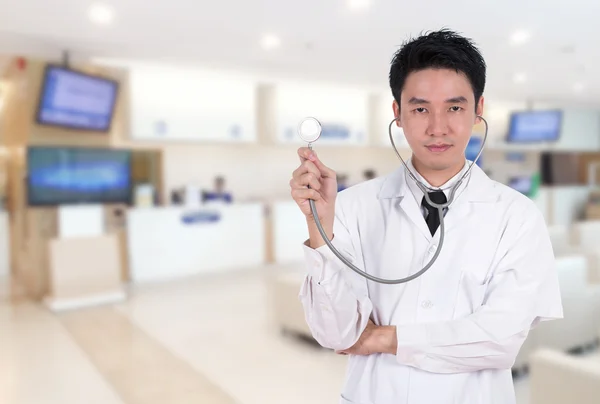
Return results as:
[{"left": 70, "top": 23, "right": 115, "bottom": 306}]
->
[{"left": 289, "top": 29, "right": 563, "bottom": 404}]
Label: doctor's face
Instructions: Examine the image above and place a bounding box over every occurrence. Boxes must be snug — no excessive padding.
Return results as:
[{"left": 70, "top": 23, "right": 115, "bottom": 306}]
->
[{"left": 393, "top": 68, "right": 484, "bottom": 173}]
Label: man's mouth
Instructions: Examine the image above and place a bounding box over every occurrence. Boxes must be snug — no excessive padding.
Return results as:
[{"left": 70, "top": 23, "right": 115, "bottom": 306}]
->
[{"left": 425, "top": 144, "right": 452, "bottom": 153}]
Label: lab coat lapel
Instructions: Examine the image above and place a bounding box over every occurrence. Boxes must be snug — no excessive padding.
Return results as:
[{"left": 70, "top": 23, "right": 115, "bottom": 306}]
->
[
  {"left": 444, "top": 165, "right": 498, "bottom": 234},
  {"left": 378, "top": 167, "right": 432, "bottom": 241},
  {"left": 399, "top": 194, "right": 432, "bottom": 241},
  {"left": 443, "top": 197, "right": 472, "bottom": 234}
]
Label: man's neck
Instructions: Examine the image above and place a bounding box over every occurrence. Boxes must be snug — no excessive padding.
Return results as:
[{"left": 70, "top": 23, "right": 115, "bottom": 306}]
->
[{"left": 412, "top": 157, "right": 465, "bottom": 188}]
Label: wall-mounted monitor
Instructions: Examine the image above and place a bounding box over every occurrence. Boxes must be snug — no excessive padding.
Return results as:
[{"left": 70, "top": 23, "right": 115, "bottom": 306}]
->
[
  {"left": 35, "top": 64, "right": 119, "bottom": 132},
  {"left": 507, "top": 110, "right": 562, "bottom": 143},
  {"left": 27, "top": 146, "right": 132, "bottom": 206}
]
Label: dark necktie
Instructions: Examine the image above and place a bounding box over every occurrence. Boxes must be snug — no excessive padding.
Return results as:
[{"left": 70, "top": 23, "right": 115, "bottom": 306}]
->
[{"left": 422, "top": 191, "right": 447, "bottom": 236}]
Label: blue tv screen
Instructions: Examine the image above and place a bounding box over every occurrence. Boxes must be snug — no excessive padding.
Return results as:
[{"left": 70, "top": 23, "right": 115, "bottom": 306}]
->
[
  {"left": 35, "top": 64, "right": 119, "bottom": 132},
  {"left": 507, "top": 110, "right": 562, "bottom": 143},
  {"left": 27, "top": 147, "right": 132, "bottom": 206}
]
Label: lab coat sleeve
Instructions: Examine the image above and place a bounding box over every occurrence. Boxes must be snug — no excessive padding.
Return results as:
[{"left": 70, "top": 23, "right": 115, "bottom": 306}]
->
[
  {"left": 394, "top": 206, "right": 563, "bottom": 374},
  {"left": 298, "top": 197, "right": 373, "bottom": 351}
]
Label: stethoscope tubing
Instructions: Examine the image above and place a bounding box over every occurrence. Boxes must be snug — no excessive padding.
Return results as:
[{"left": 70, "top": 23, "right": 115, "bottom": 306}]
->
[{"left": 306, "top": 116, "right": 489, "bottom": 285}]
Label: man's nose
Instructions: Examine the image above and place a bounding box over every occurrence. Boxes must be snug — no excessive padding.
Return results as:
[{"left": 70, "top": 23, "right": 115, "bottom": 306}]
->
[{"left": 427, "top": 111, "right": 448, "bottom": 136}]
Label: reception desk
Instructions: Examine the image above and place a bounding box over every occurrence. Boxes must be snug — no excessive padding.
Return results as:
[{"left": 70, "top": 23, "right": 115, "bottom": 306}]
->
[{"left": 127, "top": 203, "right": 266, "bottom": 282}]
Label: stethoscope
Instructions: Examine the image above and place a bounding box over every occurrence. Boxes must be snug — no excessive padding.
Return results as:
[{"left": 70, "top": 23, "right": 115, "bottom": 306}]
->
[{"left": 297, "top": 115, "right": 488, "bottom": 285}]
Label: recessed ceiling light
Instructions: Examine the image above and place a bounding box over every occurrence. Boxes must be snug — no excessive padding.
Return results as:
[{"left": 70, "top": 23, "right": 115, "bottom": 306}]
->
[
  {"left": 573, "top": 82, "right": 585, "bottom": 92},
  {"left": 260, "top": 34, "right": 281, "bottom": 50},
  {"left": 513, "top": 72, "right": 527, "bottom": 83},
  {"left": 348, "top": 0, "right": 372, "bottom": 11},
  {"left": 510, "top": 30, "right": 531, "bottom": 45},
  {"left": 88, "top": 3, "right": 115, "bottom": 26}
]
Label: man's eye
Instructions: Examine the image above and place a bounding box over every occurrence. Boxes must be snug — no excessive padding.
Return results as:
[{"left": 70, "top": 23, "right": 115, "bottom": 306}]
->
[
  {"left": 415, "top": 107, "right": 427, "bottom": 113},
  {"left": 450, "top": 106, "right": 462, "bottom": 112}
]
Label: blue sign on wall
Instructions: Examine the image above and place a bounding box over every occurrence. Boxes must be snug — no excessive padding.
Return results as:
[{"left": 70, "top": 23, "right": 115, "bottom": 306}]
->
[
  {"left": 320, "top": 123, "right": 350, "bottom": 139},
  {"left": 181, "top": 210, "right": 222, "bottom": 224}
]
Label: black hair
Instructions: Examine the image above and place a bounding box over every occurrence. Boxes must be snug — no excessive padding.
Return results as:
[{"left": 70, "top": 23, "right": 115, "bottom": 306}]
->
[{"left": 389, "top": 29, "right": 486, "bottom": 108}]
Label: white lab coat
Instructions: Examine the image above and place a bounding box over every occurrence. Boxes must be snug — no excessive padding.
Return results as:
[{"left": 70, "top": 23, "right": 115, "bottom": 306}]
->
[{"left": 299, "top": 160, "right": 563, "bottom": 404}]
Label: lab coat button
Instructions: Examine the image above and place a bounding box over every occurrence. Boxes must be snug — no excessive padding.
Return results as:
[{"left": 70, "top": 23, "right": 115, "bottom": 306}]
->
[
  {"left": 421, "top": 300, "right": 433, "bottom": 309},
  {"left": 429, "top": 245, "right": 437, "bottom": 254}
]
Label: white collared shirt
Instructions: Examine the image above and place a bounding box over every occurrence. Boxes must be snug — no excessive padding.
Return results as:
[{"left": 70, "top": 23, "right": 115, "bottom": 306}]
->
[
  {"left": 404, "top": 157, "right": 470, "bottom": 219},
  {"left": 298, "top": 162, "right": 563, "bottom": 404}
]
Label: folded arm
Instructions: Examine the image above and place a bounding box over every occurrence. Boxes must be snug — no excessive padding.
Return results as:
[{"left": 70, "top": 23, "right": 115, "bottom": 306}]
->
[{"left": 341, "top": 207, "right": 563, "bottom": 374}]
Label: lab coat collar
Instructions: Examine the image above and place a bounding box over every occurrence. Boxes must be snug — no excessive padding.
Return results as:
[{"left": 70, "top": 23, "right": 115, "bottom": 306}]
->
[
  {"left": 377, "top": 158, "right": 499, "bottom": 203},
  {"left": 404, "top": 157, "right": 468, "bottom": 207}
]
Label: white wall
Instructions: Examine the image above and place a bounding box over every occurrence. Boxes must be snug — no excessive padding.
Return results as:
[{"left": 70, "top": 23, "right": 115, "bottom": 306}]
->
[
  {"left": 554, "top": 110, "right": 600, "bottom": 151},
  {"left": 0, "top": 212, "right": 9, "bottom": 278}
]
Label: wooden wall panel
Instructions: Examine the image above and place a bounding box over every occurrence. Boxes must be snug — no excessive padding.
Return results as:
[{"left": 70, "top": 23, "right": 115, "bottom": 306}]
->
[{"left": 0, "top": 56, "right": 131, "bottom": 299}]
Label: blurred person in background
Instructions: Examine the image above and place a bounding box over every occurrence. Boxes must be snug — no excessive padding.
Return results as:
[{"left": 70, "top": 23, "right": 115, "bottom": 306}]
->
[
  {"left": 202, "top": 175, "right": 233, "bottom": 204},
  {"left": 289, "top": 29, "right": 562, "bottom": 404},
  {"left": 363, "top": 169, "right": 377, "bottom": 182}
]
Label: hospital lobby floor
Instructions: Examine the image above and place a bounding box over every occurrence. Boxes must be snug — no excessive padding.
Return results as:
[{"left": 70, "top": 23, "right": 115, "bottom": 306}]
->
[{"left": 1, "top": 269, "right": 535, "bottom": 404}]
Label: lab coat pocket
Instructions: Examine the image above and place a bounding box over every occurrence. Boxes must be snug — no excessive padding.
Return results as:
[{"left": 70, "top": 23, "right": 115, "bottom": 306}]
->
[{"left": 452, "top": 271, "right": 488, "bottom": 319}]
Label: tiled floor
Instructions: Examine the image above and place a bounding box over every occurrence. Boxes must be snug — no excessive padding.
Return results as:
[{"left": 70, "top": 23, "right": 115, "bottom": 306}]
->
[
  {"left": 0, "top": 303, "right": 124, "bottom": 404},
  {"left": 0, "top": 269, "right": 570, "bottom": 404}
]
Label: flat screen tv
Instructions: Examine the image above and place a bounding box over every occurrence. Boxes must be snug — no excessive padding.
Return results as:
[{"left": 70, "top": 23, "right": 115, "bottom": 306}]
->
[
  {"left": 507, "top": 110, "right": 562, "bottom": 143},
  {"left": 35, "top": 64, "right": 119, "bottom": 132},
  {"left": 27, "top": 146, "right": 132, "bottom": 206}
]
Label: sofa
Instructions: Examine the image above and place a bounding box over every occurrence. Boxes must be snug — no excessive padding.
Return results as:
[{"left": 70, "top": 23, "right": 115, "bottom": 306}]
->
[
  {"left": 571, "top": 220, "right": 600, "bottom": 284},
  {"left": 530, "top": 347, "right": 600, "bottom": 404},
  {"left": 270, "top": 268, "right": 312, "bottom": 337},
  {"left": 513, "top": 254, "right": 600, "bottom": 370}
]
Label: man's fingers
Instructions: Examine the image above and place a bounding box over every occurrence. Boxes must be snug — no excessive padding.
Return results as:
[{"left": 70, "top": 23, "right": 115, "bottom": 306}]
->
[
  {"left": 292, "top": 160, "right": 322, "bottom": 182},
  {"left": 296, "top": 147, "right": 335, "bottom": 179},
  {"left": 290, "top": 188, "right": 322, "bottom": 202},
  {"left": 289, "top": 173, "right": 321, "bottom": 191},
  {"left": 297, "top": 147, "right": 313, "bottom": 162}
]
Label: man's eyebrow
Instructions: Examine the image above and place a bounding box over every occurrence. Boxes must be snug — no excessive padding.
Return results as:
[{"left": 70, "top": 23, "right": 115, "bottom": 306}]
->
[
  {"left": 407, "top": 96, "right": 469, "bottom": 104},
  {"left": 446, "top": 96, "right": 468, "bottom": 103},
  {"left": 407, "top": 97, "right": 429, "bottom": 104}
]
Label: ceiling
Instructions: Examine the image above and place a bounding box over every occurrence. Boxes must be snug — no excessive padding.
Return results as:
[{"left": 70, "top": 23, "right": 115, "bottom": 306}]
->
[{"left": 0, "top": 0, "right": 599, "bottom": 105}]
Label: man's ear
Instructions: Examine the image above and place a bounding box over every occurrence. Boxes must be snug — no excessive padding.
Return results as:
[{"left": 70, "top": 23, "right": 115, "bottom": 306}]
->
[
  {"left": 475, "top": 95, "right": 485, "bottom": 123},
  {"left": 392, "top": 100, "right": 402, "bottom": 127}
]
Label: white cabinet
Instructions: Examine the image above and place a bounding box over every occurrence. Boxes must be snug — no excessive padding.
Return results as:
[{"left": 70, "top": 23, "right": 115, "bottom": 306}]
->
[{"left": 129, "top": 64, "right": 257, "bottom": 143}]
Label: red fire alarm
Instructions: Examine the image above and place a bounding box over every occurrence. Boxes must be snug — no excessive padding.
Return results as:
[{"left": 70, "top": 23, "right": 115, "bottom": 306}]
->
[{"left": 16, "top": 57, "right": 26, "bottom": 71}]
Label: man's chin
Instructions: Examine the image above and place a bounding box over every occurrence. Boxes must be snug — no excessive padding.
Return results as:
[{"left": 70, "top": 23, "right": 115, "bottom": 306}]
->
[{"left": 415, "top": 156, "right": 461, "bottom": 172}]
